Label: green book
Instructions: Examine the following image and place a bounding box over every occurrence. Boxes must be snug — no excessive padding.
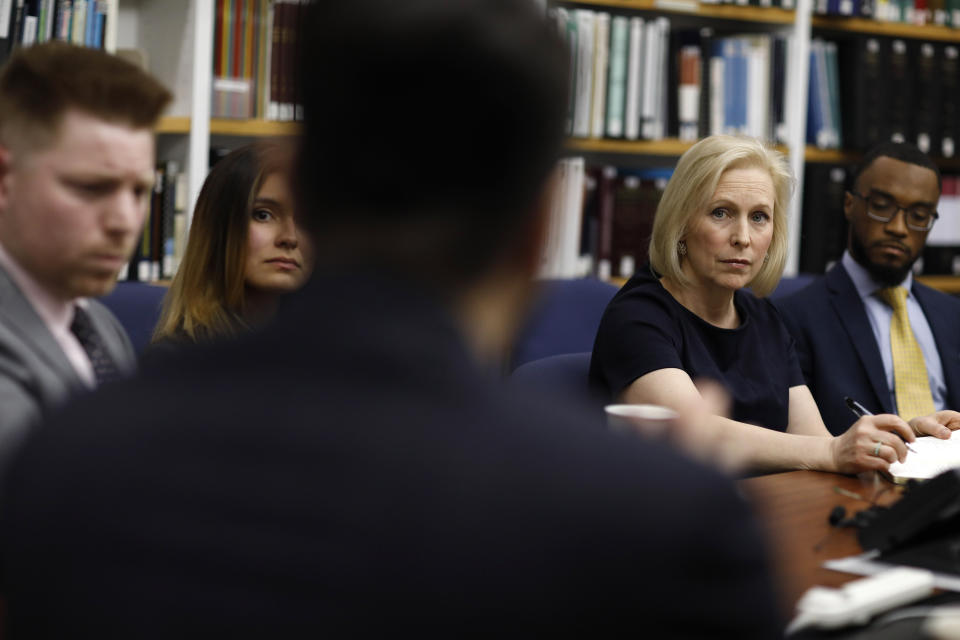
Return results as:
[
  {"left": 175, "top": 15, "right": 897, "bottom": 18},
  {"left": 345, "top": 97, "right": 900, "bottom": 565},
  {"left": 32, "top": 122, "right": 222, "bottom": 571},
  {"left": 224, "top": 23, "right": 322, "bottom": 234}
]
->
[{"left": 605, "top": 15, "right": 628, "bottom": 138}]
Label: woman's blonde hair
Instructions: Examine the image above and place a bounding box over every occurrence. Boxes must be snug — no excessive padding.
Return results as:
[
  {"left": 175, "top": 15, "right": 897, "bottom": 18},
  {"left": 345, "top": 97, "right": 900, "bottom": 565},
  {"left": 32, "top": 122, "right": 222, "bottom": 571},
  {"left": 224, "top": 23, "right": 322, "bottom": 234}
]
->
[
  {"left": 152, "top": 141, "right": 292, "bottom": 343},
  {"left": 648, "top": 135, "right": 794, "bottom": 297}
]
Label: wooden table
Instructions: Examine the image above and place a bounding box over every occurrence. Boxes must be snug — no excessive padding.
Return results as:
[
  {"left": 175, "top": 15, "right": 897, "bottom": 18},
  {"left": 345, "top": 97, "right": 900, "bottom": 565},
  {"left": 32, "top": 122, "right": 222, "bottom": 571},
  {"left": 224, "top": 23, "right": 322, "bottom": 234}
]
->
[{"left": 741, "top": 470, "right": 903, "bottom": 617}]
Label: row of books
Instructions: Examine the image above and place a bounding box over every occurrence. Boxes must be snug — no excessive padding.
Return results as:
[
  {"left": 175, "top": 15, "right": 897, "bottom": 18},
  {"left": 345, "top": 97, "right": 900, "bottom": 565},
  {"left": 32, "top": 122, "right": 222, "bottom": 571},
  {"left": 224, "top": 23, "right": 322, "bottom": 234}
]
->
[
  {"left": 811, "top": 0, "right": 960, "bottom": 27},
  {"left": 0, "top": 0, "right": 116, "bottom": 65},
  {"left": 554, "top": 7, "right": 791, "bottom": 144},
  {"left": 541, "top": 159, "right": 672, "bottom": 280},
  {"left": 121, "top": 161, "right": 188, "bottom": 283},
  {"left": 212, "top": 0, "right": 307, "bottom": 122},
  {"left": 554, "top": 9, "right": 671, "bottom": 141},
  {"left": 815, "top": 36, "right": 960, "bottom": 157}
]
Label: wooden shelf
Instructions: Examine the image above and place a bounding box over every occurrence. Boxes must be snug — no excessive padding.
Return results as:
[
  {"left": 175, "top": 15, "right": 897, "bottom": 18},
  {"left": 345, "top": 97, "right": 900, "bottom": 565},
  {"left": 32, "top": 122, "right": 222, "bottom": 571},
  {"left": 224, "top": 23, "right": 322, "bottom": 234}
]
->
[
  {"left": 565, "top": 137, "right": 696, "bottom": 156},
  {"left": 566, "top": 0, "right": 795, "bottom": 24},
  {"left": 566, "top": 137, "right": 790, "bottom": 157},
  {"left": 155, "top": 116, "right": 190, "bottom": 135},
  {"left": 812, "top": 15, "right": 960, "bottom": 42},
  {"left": 803, "top": 146, "right": 860, "bottom": 164},
  {"left": 210, "top": 119, "right": 301, "bottom": 137},
  {"left": 154, "top": 117, "right": 301, "bottom": 137},
  {"left": 804, "top": 146, "right": 960, "bottom": 170},
  {"left": 917, "top": 275, "right": 960, "bottom": 294}
]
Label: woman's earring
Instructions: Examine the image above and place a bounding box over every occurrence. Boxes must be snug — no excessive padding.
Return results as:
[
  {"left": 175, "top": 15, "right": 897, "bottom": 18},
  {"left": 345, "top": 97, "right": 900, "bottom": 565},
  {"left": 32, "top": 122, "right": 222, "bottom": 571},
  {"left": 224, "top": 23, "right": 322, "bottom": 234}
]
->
[
  {"left": 763, "top": 253, "right": 769, "bottom": 264},
  {"left": 677, "top": 240, "right": 687, "bottom": 256}
]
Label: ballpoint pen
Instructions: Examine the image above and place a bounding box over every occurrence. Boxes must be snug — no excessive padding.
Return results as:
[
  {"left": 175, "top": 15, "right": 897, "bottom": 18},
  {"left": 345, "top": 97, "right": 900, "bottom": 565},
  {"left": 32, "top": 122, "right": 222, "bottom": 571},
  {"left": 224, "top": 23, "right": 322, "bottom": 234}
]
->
[{"left": 844, "top": 396, "right": 918, "bottom": 454}]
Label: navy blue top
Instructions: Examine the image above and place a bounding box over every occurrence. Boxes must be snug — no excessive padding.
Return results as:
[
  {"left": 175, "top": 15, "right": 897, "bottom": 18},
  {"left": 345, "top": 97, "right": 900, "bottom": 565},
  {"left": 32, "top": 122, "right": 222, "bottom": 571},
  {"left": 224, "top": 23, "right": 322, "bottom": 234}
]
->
[{"left": 590, "top": 267, "right": 805, "bottom": 431}]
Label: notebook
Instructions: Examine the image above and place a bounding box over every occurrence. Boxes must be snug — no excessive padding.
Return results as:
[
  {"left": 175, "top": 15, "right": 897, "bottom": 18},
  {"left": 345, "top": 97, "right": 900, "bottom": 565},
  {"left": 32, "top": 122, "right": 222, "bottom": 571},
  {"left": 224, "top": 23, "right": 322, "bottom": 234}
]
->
[{"left": 886, "top": 433, "right": 960, "bottom": 484}]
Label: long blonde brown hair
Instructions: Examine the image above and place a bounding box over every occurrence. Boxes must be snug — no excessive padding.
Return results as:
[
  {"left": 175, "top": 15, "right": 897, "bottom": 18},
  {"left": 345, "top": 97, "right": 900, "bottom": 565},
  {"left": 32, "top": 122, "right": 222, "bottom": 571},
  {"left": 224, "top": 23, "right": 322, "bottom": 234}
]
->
[{"left": 153, "top": 141, "right": 290, "bottom": 343}]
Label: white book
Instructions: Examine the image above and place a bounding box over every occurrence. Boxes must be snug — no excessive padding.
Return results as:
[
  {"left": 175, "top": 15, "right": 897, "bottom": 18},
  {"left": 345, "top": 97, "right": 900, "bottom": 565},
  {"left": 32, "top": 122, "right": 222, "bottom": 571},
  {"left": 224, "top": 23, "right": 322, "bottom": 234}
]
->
[
  {"left": 102, "top": 0, "right": 118, "bottom": 53},
  {"left": 0, "top": 0, "right": 12, "bottom": 39},
  {"left": 558, "top": 157, "right": 586, "bottom": 278},
  {"left": 21, "top": 14, "right": 36, "bottom": 45},
  {"left": 745, "top": 35, "right": 770, "bottom": 141},
  {"left": 928, "top": 177, "right": 960, "bottom": 246},
  {"left": 654, "top": 17, "right": 670, "bottom": 140},
  {"left": 709, "top": 53, "right": 725, "bottom": 137},
  {"left": 640, "top": 19, "right": 659, "bottom": 140},
  {"left": 642, "top": 17, "right": 669, "bottom": 140},
  {"left": 589, "top": 13, "right": 609, "bottom": 139},
  {"left": 624, "top": 16, "right": 644, "bottom": 141},
  {"left": 572, "top": 9, "right": 595, "bottom": 138}
]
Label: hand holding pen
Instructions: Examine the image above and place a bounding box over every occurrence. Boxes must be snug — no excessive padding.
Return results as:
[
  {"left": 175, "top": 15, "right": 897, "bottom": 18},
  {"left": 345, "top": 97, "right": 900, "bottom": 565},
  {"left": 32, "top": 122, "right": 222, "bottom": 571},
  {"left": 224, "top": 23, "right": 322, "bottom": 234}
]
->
[{"left": 844, "top": 396, "right": 918, "bottom": 455}]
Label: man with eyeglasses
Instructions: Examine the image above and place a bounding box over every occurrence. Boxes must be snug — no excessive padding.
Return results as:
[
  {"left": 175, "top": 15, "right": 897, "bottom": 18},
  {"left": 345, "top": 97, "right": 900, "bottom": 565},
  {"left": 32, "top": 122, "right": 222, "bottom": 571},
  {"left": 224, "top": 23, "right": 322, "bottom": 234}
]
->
[{"left": 776, "top": 141, "right": 960, "bottom": 436}]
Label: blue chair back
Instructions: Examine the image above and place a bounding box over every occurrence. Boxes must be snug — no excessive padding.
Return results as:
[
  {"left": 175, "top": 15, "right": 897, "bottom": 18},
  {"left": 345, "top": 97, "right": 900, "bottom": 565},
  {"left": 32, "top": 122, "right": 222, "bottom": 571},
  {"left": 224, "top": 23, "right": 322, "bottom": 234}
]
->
[
  {"left": 98, "top": 281, "right": 167, "bottom": 355},
  {"left": 511, "top": 352, "right": 603, "bottom": 410},
  {"left": 769, "top": 274, "right": 816, "bottom": 300},
  {"left": 511, "top": 278, "right": 619, "bottom": 371}
]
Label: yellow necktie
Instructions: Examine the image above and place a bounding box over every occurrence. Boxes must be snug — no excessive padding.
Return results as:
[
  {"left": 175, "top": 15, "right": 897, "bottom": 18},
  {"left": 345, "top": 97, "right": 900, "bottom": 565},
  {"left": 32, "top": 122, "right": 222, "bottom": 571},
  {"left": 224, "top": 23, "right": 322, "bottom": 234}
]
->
[{"left": 879, "top": 286, "right": 935, "bottom": 420}]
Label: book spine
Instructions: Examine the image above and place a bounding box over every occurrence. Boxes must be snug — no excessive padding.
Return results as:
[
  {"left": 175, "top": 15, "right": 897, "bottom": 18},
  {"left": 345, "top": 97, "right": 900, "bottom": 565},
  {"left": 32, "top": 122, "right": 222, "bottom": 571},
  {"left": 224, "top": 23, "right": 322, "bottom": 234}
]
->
[
  {"left": 571, "top": 9, "right": 594, "bottom": 138},
  {"left": 941, "top": 45, "right": 958, "bottom": 157},
  {"left": 69, "top": 0, "right": 83, "bottom": 45},
  {"left": 640, "top": 18, "right": 660, "bottom": 139},
  {"left": 709, "top": 40, "right": 725, "bottom": 136},
  {"left": 677, "top": 44, "right": 701, "bottom": 142},
  {"left": 604, "top": 15, "right": 627, "bottom": 138},
  {"left": 589, "top": 12, "right": 609, "bottom": 139},
  {"left": 624, "top": 16, "right": 643, "bottom": 141},
  {"left": 914, "top": 42, "right": 938, "bottom": 154},
  {"left": 595, "top": 165, "right": 617, "bottom": 280}
]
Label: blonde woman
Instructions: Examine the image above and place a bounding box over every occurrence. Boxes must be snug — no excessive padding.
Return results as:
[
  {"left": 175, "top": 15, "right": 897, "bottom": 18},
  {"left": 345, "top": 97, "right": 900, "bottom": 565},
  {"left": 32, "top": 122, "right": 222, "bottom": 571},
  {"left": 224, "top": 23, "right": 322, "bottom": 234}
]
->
[{"left": 590, "top": 135, "right": 950, "bottom": 475}]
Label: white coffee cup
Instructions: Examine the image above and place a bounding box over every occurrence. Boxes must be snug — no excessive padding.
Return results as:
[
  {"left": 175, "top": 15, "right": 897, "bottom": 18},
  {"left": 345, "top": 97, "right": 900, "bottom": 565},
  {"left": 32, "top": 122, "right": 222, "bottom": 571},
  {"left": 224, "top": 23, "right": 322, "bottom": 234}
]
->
[{"left": 604, "top": 403, "right": 678, "bottom": 437}]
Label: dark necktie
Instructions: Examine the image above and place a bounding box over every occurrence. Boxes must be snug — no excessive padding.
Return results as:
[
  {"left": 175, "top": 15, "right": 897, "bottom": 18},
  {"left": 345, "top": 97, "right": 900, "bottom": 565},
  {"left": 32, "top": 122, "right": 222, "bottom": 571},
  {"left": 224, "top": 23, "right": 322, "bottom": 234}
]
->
[{"left": 70, "top": 306, "right": 120, "bottom": 386}]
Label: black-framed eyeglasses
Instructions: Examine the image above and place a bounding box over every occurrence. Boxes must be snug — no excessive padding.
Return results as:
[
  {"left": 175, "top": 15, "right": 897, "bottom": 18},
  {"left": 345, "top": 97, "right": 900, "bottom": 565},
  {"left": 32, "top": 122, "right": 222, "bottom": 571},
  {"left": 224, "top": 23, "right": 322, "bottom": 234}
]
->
[{"left": 850, "top": 191, "right": 939, "bottom": 231}]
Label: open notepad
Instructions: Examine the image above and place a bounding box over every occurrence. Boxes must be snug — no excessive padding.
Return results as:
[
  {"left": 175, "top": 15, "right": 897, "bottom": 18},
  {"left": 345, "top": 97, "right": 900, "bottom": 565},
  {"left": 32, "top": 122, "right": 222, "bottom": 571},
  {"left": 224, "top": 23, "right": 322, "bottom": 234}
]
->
[{"left": 886, "top": 433, "right": 960, "bottom": 484}]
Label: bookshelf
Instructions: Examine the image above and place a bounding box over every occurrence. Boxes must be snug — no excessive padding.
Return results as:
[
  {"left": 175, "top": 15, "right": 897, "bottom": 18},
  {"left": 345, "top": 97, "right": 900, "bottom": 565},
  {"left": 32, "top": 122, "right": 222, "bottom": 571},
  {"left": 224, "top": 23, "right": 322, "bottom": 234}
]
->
[
  {"left": 812, "top": 15, "right": 960, "bottom": 42},
  {"left": 555, "top": 0, "right": 811, "bottom": 275},
  {"left": 570, "top": 0, "right": 796, "bottom": 24},
  {"left": 155, "top": 117, "right": 301, "bottom": 137}
]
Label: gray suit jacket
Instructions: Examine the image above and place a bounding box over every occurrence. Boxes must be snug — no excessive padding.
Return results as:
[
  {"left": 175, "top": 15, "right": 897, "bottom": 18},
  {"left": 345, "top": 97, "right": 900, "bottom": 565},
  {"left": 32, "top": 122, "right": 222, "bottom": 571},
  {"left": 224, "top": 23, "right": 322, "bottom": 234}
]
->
[{"left": 0, "top": 264, "right": 135, "bottom": 456}]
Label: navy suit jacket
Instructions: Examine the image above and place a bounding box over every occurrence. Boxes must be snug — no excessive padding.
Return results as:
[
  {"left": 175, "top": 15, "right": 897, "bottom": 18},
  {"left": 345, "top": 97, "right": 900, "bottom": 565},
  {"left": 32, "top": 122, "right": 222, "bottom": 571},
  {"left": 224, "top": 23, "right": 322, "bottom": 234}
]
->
[
  {"left": 0, "top": 273, "right": 780, "bottom": 638},
  {"left": 775, "top": 263, "right": 960, "bottom": 435}
]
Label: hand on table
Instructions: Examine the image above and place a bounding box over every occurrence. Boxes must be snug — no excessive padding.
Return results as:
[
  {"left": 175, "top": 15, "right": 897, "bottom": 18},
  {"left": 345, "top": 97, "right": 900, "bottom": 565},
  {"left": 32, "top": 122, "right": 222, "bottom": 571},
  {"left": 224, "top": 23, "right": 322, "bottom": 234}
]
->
[
  {"left": 830, "top": 413, "right": 915, "bottom": 474},
  {"left": 908, "top": 410, "right": 960, "bottom": 439}
]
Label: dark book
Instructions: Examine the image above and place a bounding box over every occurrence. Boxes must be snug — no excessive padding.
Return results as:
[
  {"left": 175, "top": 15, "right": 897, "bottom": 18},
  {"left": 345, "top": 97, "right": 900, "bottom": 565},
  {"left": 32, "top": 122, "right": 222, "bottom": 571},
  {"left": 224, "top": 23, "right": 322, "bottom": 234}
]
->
[
  {"left": 697, "top": 26, "right": 714, "bottom": 139},
  {"left": 799, "top": 164, "right": 849, "bottom": 274},
  {"left": 9, "top": 0, "right": 26, "bottom": 50},
  {"left": 913, "top": 41, "right": 940, "bottom": 156},
  {"left": 771, "top": 35, "right": 787, "bottom": 144},
  {"left": 0, "top": 0, "right": 21, "bottom": 64},
  {"left": 839, "top": 36, "right": 886, "bottom": 151},
  {"left": 579, "top": 166, "right": 600, "bottom": 264},
  {"left": 940, "top": 44, "right": 959, "bottom": 158},
  {"left": 160, "top": 161, "right": 178, "bottom": 279},
  {"left": 595, "top": 166, "right": 617, "bottom": 280},
  {"left": 884, "top": 38, "right": 913, "bottom": 145},
  {"left": 149, "top": 165, "right": 164, "bottom": 280},
  {"left": 610, "top": 170, "right": 670, "bottom": 278}
]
